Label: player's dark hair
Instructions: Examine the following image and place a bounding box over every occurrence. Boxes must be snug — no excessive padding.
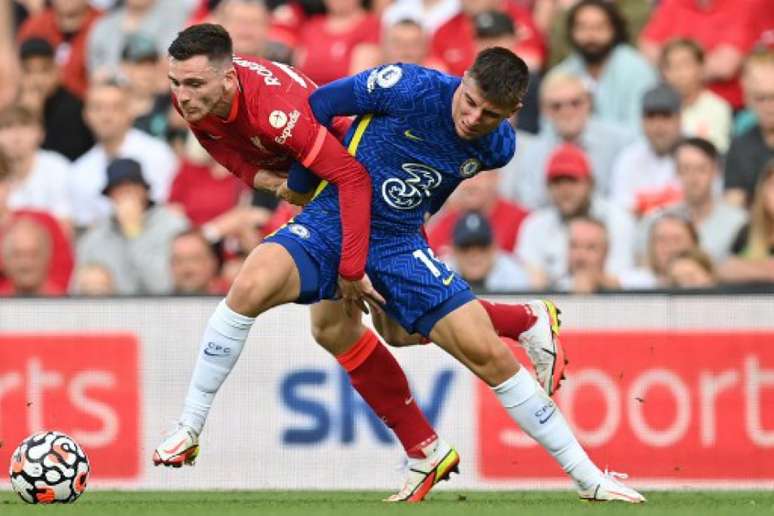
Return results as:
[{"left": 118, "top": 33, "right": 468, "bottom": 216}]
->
[
  {"left": 660, "top": 38, "right": 705, "bottom": 68},
  {"left": 468, "top": 47, "right": 529, "bottom": 109},
  {"left": 674, "top": 137, "right": 718, "bottom": 163},
  {"left": 566, "top": 0, "right": 629, "bottom": 47},
  {"left": 168, "top": 23, "right": 233, "bottom": 65}
]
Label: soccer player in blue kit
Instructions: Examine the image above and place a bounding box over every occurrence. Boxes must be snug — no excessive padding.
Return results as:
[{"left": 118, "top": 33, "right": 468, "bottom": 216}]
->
[
  {"left": 270, "top": 49, "right": 644, "bottom": 502},
  {"left": 157, "top": 28, "right": 644, "bottom": 502}
]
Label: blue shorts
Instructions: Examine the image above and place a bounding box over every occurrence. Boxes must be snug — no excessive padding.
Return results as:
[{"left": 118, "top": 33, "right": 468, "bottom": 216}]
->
[{"left": 264, "top": 213, "right": 474, "bottom": 336}]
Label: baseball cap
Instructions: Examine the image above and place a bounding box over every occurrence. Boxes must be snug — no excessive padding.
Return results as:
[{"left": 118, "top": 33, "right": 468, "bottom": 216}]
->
[
  {"left": 453, "top": 211, "right": 493, "bottom": 248},
  {"left": 642, "top": 83, "right": 681, "bottom": 115},
  {"left": 102, "top": 158, "right": 150, "bottom": 195},
  {"left": 121, "top": 34, "right": 159, "bottom": 63},
  {"left": 546, "top": 143, "right": 592, "bottom": 182},
  {"left": 473, "top": 10, "right": 515, "bottom": 39}
]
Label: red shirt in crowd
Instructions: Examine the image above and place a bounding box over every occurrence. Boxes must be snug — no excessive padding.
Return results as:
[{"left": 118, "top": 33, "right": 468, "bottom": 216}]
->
[
  {"left": 426, "top": 199, "right": 529, "bottom": 257},
  {"left": 640, "top": 0, "right": 761, "bottom": 108},
  {"left": 175, "top": 55, "right": 371, "bottom": 280},
  {"left": 295, "top": 14, "right": 381, "bottom": 85},
  {"left": 17, "top": 6, "right": 102, "bottom": 98},
  {"left": 168, "top": 160, "right": 245, "bottom": 226},
  {"left": 431, "top": 1, "right": 546, "bottom": 77},
  {"left": 0, "top": 210, "right": 73, "bottom": 295}
]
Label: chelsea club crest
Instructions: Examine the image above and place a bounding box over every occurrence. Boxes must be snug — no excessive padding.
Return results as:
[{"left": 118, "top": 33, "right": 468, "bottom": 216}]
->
[{"left": 460, "top": 159, "right": 482, "bottom": 178}]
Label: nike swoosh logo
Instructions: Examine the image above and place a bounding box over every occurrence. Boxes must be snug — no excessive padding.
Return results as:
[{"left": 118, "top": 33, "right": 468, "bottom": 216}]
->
[
  {"left": 404, "top": 129, "right": 423, "bottom": 142},
  {"left": 204, "top": 349, "right": 229, "bottom": 357},
  {"left": 404, "top": 396, "right": 413, "bottom": 405},
  {"left": 208, "top": 133, "right": 222, "bottom": 140},
  {"left": 442, "top": 273, "right": 455, "bottom": 286},
  {"left": 538, "top": 408, "right": 556, "bottom": 424},
  {"left": 162, "top": 438, "right": 188, "bottom": 455}
]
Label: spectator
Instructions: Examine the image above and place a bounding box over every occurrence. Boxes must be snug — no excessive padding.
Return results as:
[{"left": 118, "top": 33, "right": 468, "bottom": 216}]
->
[
  {"left": 76, "top": 158, "right": 189, "bottom": 294},
  {"left": 499, "top": 71, "right": 633, "bottom": 209},
  {"left": 71, "top": 79, "right": 177, "bottom": 227},
  {"left": 70, "top": 262, "right": 115, "bottom": 295},
  {"left": 170, "top": 229, "right": 227, "bottom": 294},
  {"left": 718, "top": 159, "right": 774, "bottom": 285},
  {"left": 554, "top": 0, "right": 657, "bottom": 133},
  {"left": 515, "top": 143, "right": 636, "bottom": 289},
  {"left": 639, "top": 0, "right": 761, "bottom": 109},
  {"left": 0, "top": 149, "right": 74, "bottom": 291},
  {"left": 381, "top": 0, "right": 460, "bottom": 36},
  {"left": 431, "top": 0, "right": 546, "bottom": 75},
  {"left": 17, "top": 37, "right": 94, "bottom": 161},
  {"left": 642, "top": 138, "right": 746, "bottom": 263},
  {"left": 556, "top": 216, "right": 620, "bottom": 294},
  {"left": 16, "top": 0, "right": 101, "bottom": 98},
  {"left": 168, "top": 138, "right": 244, "bottom": 227},
  {"left": 87, "top": 0, "right": 194, "bottom": 79},
  {"left": 447, "top": 211, "right": 529, "bottom": 292},
  {"left": 294, "top": 0, "right": 381, "bottom": 85},
  {"left": 379, "top": 18, "right": 445, "bottom": 69},
  {"left": 724, "top": 49, "right": 774, "bottom": 208},
  {"left": 623, "top": 212, "right": 700, "bottom": 289},
  {"left": 660, "top": 38, "right": 732, "bottom": 153},
  {"left": 666, "top": 248, "right": 716, "bottom": 288},
  {"left": 0, "top": 217, "right": 63, "bottom": 296},
  {"left": 0, "top": 105, "right": 72, "bottom": 227},
  {"left": 609, "top": 83, "right": 683, "bottom": 218},
  {"left": 427, "top": 169, "right": 528, "bottom": 258},
  {"left": 216, "top": 0, "right": 270, "bottom": 56},
  {"left": 119, "top": 34, "right": 171, "bottom": 140}
]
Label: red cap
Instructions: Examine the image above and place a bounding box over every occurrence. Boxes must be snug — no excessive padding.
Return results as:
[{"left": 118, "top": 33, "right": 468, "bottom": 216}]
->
[{"left": 546, "top": 143, "right": 591, "bottom": 182}]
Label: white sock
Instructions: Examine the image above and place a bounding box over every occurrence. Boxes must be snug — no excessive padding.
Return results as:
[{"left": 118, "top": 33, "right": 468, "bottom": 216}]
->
[
  {"left": 493, "top": 367, "right": 602, "bottom": 490},
  {"left": 180, "top": 299, "right": 255, "bottom": 434}
]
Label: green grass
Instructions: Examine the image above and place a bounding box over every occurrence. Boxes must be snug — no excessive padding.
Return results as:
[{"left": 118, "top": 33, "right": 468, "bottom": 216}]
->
[{"left": 1, "top": 490, "right": 773, "bottom": 515}]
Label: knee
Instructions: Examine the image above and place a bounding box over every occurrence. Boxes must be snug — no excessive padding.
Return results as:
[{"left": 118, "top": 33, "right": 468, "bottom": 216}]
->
[
  {"left": 227, "top": 274, "right": 265, "bottom": 316},
  {"left": 310, "top": 318, "right": 338, "bottom": 347}
]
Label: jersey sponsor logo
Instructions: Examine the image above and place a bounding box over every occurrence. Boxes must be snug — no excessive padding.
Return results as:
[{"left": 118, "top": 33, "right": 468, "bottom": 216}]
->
[
  {"left": 233, "top": 56, "right": 281, "bottom": 86},
  {"left": 274, "top": 110, "right": 301, "bottom": 145},
  {"left": 269, "top": 110, "right": 289, "bottom": 128},
  {"left": 403, "top": 129, "right": 423, "bottom": 142},
  {"left": 366, "top": 65, "right": 402, "bottom": 93},
  {"left": 382, "top": 163, "right": 442, "bottom": 210},
  {"left": 288, "top": 223, "right": 310, "bottom": 239},
  {"left": 460, "top": 158, "right": 482, "bottom": 177}
]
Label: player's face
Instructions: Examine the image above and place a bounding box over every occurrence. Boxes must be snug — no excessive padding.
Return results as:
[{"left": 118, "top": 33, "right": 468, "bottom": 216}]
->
[
  {"left": 168, "top": 55, "right": 235, "bottom": 123},
  {"left": 452, "top": 76, "right": 518, "bottom": 140}
]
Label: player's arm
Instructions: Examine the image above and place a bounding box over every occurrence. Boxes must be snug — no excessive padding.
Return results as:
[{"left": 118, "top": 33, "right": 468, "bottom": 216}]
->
[{"left": 261, "top": 98, "right": 372, "bottom": 282}]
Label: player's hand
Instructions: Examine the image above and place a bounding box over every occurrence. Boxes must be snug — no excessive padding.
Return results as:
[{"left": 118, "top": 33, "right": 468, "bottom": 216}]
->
[
  {"left": 338, "top": 274, "right": 386, "bottom": 317},
  {"left": 277, "top": 181, "right": 315, "bottom": 207}
]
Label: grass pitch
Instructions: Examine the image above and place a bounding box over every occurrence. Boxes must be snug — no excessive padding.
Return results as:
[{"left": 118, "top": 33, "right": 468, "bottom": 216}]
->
[{"left": 1, "top": 490, "right": 773, "bottom": 515}]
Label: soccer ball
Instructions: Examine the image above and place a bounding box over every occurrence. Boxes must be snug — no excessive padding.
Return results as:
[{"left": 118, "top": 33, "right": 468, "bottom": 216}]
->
[{"left": 8, "top": 431, "right": 90, "bottom": 504}]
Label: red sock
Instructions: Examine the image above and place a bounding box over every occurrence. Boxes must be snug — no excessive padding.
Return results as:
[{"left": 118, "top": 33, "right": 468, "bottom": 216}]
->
[
  {"left": 479, "top": 300, "right": 536, "bottom": 340},
  {"left": 337, "top": 329, "right": 437, "bottom": 458}
]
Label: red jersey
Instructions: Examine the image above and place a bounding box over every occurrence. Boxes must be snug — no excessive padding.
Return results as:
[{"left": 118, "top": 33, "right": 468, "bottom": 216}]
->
[{"left": 176, "top": 55, "right": 370, "bottom": 280}]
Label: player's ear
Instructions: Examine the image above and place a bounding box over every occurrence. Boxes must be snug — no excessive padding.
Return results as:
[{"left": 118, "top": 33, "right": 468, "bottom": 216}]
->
[
  {"left": 222, "top": 66, "right": 237, "bottom": 90},
  {"left": 508, "top": 101, "right": 523, "bottom": 119}
]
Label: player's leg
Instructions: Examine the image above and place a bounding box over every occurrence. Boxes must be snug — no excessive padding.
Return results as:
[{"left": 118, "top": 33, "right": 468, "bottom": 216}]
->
[
  {"left": 479, "top": 299, "right": 567, "bottom": 396},
  {"left": 309, "top": 301, "right": 458, "bottom": 502},
  {"left": 427, "top": 300, "right": 645, "bottom": 503},
  {"left": 153, "top": 242, "right": 302, "bottom": 467}
]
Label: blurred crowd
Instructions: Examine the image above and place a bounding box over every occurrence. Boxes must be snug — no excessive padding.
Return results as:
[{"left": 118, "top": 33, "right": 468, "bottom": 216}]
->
[{"left": 0, "top": 0, "right": 772, "bottom": 297}]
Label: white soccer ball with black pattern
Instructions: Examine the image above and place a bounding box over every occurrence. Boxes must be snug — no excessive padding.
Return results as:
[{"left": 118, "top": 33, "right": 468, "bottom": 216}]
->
[{"left": 8, "top": 431, "right": 90, "bottom": 504}]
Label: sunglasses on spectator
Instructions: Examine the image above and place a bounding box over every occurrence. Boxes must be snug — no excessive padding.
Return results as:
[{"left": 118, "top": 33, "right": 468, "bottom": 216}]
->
[{"left": 546, "top": 98, "right": 585, "bottom": 112}]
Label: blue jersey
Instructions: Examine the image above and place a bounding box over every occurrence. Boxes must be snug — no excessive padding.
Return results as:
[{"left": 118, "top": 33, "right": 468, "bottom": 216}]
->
[
  {"left": 268, "top": 64, "right": 517, "bottom": 334},
  {"left": 309, "top": 64, "right": 516, "bottom": 232}
]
